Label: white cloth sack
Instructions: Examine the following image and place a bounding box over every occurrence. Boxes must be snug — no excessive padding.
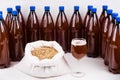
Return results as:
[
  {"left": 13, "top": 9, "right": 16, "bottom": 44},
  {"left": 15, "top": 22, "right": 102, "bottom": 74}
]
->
[{"left": 14, "top": 40, "right": 70, "bottom": 77}]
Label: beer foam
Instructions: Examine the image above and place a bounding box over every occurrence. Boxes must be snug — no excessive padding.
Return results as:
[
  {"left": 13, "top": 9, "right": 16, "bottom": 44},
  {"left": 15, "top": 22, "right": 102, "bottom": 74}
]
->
[{"left": 71, "top": 39, "right": 86, "bottom": 46}]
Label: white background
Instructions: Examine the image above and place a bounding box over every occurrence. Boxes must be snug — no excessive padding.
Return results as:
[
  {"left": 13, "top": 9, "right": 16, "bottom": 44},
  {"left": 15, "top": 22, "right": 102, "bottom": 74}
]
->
[{"left": 0, "top": 0, "right": 120, "bottom": 23}]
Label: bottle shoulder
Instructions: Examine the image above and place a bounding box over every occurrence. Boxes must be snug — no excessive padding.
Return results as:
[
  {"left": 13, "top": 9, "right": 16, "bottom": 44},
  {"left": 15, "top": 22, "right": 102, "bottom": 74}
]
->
[
  {"left": 26, "top": 11, "right": 39, "bottom": 26},
  {"left": 41, "top": 13, "right": 54, "bottom": 29},
  {"left": 87, "top": 14, "right": 100, "bottom": 32},
  {"left": 111, "top": 25, "right": 120, "bottom": 43},
  {"left": 70, "top": 12, "right": 83, "bottom": 28},
  {"left": 56, "top": 12, "right": 68, "bottom": 24}
]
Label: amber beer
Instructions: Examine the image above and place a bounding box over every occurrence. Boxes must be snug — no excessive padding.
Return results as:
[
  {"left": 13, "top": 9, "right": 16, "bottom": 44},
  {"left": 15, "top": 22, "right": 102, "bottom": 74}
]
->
[{"left": 71, "top": 38, "right": 87, "bottom": 59}]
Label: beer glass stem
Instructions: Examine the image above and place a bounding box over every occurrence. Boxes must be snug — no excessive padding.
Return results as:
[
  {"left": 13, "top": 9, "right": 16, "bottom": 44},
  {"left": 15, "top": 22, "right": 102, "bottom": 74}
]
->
[
  {"left": 64, "top": 55, "right": 85, "bottom": 78},
  {"left": 70, "top": 60, "right": 85, "bottom": 78}
]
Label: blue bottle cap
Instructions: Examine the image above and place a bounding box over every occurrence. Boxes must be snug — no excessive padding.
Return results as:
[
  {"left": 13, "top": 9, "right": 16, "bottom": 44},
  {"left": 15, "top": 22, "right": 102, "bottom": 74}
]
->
[
  {"left": 7, "top": 8, "right": 12, "bottom": 13},
  {"left": 107, "top": 9, "right": 113, "bottom": 15},
  {"left": 30, "top": 6, "right": 35, "bottom": 11},
  {"left": 59, "top": 6, "right": 64, "bottom": 11},
  {"left": 88, "top": 5, "right": 93, "bottom": 10},
  {"left": 74, "top": 6, "right": 79, "bottom": 11},
  {"left": 12, "top": 10, "right": 18, "bottom": 16},
  {"left": 116, "top": 17, "right": 120, "bottom": 23},
  {"left": 103, "top": 5, "right": 108, "bottom": 10},
  {"left": 0, "top": 14, "right": 3, "bottom": 20},
  {"left": 45, "top": 6, "right": 50, "bottom": 11},
  {"left": 15, "top": 5, "right": 21, "bottom": 10},
  {"left": 0, "top": 11, "right": 2, "bottom": 14},
  {"left": 91, "top": 8, "right": 97, "bottom": 13},
  {"left": 112, "top": 13, "right": 118, "bottom": 18}
]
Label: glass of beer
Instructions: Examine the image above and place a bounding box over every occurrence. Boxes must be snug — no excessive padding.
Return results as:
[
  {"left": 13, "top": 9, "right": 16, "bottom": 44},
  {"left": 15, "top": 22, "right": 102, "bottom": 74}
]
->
[
  {"left": 71, "top": 38, "right": 87, "bottom": 59},
  {"left": 70, "top": 38, "right": 87, "bottom": 77}
]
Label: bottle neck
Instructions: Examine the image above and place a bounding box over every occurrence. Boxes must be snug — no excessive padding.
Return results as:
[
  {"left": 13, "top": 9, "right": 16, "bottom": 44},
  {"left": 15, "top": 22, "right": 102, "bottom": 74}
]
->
[
  {"left": 45, "top": 10, "right": 50, "bottom": 13},
  {"left": 91, "top": 12, "right": 98, "bottom": 21},
  {"left": 103, "top": 9, "right": 107, "bottom": 11},
  {"left": 17, "top": 9, "right": 20, "bottom": 13},
  {"left": 87, "top": 10, "right": 92, "bottom": 15},
  {"left": 106, "top": 14, "right": 112, "bottom": 19},
  {"left": 7, "top": 12, "right": 12, "bottom": 16},
  {"left": 111, "top": 18, "right": 116, "bottom": 24},
  {"left": 107, "top": 14, "right": 111, "bottom": 16},
  {"left": 115, "top": 22, "right": 120, "bottom": 29},
  {"left": 31, "top": 10, "right": 35, "bottom": 12},
  {"left": 59, "top": 10, "right": 64, "bottom": 12},
  {"left": 30, "top": 10, "right": 35, "bottom": 14},
  {"left": 12, "top": 15, "right": 18, "bottom": 20},
  {"left": 118, "top": 22, "right": 120, "bottom": 27},
  {"left": 8, "top": 12, "right": 12, "bottom": 14},
  {"left": 102, "top": 10, "right": 106, "bottom": 14},
  {"left": 116, "top": 22, "right": 120, "bottom": 25},
  {"left": 92, "top": 12, "right": 96, "bottom": 15},
  {"left": 88, "top": 10, "right": 91, "bottom": 13},
  {"left": 74, "top": 10, "right": 79, "bottom": 12},
  {"left": 74, "top": 10, "right": 79, "bottom": 13},
  {"left": 88, "top": 9, "right": 91, "bottom": 11}
]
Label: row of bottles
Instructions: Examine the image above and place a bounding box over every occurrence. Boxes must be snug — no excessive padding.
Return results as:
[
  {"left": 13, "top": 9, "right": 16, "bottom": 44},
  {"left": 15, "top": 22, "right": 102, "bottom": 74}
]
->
[
  {"left": 99, "top": 6, "right": 120, "bottom": 74},
  {"left": 25, "top": 6, "right": 82, "bottom": 52},
  {"left": 0, "top": 6, "right": 25, "bottom": 68},
  {"left": 83, "top": 5, "right": 120, "bottom": 74}
]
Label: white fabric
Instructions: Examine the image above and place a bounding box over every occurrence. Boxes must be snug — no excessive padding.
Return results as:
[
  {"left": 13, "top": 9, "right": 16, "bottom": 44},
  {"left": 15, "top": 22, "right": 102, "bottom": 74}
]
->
[{"left": 15, "top": 40, "right": 70, "bottom": 77}]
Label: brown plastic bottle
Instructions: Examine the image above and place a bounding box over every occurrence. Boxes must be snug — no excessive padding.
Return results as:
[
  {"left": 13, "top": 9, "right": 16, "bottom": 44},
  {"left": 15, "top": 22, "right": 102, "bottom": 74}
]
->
[
  {"left": 87, "top": 8, "right": 100, "bottom": 58},
  {"left": 0, "top": 14, "right": 10, "bottom": 68},
  {"left": 16, "top": 5, "right": 26, "bottom": 47},
  {"left": 104, "top": 13, "right": 118, "bottom": 66},
  {"left": 9, "top": 11, "right": 24, "bottom": 61},
  {"left": 99, "top": 5, "right": 108, "bottom": 57},
  {"left": 68, "top": 6, "right": 82, "bottom": 51},
  {"left": 41, "top": 6, "right": 54, "bottom": 41},
  {"left": 83, "top": 5, "right": 93, "bottom": 39},
  {"left": 26, "top": 6, "right": 39, "bottom": 43},
  {"left": 55, "top": 6, "right": 68, "bottom": 52},
  {"left": 108, "top": 17, "right": 120, "bottom": 74},
  {"left": 0, "top": 11, "right": 8, "bottom": 33},
  {"left": 5, "top": 8, "right": 12, "bottom": 31},
  {"left": 99, "top": 5, "right": 108, "bottom": 26},
  {"left": 101, "top": 9, "right": 112, "bottom": 59}
]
